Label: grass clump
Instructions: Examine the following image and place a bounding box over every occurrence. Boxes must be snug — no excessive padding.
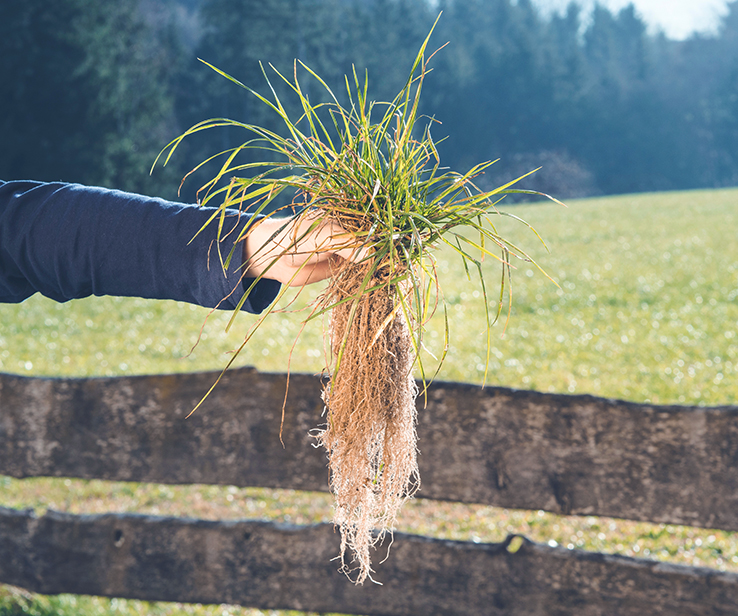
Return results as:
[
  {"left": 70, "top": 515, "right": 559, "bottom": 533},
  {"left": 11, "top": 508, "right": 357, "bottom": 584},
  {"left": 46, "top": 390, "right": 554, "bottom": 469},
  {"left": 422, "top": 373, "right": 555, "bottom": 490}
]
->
[{"left": 155, "top": 20, "right": 554, "bottom": 583}]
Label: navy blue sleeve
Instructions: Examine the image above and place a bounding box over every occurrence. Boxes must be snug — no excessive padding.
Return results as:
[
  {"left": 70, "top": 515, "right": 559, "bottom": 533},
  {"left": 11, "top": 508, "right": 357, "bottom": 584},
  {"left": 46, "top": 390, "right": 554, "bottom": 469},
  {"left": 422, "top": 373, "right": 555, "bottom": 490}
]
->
[{"left": 0, "top": 180, "right": 280, "bottom": 312}]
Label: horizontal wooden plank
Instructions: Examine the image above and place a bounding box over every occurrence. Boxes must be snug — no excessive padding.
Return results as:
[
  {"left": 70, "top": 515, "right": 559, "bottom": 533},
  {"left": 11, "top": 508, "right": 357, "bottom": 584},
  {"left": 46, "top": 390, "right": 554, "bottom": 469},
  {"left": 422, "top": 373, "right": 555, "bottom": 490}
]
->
[
  {"left": 0, "top": 368, "right": 331, "bottom": 492},
  {"left": 2, "top": 506, "right": 737, "bottom": 616},
  {"left": 2, "top": 369, "right": 738, "bottom": 530}
]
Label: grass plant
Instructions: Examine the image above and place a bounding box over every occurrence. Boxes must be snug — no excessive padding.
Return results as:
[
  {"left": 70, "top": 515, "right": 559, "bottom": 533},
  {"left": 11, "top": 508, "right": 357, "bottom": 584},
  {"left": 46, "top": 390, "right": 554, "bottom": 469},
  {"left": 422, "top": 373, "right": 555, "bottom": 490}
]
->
[{"left": 153, "top": 22, "right": 556, "bottom": 583}]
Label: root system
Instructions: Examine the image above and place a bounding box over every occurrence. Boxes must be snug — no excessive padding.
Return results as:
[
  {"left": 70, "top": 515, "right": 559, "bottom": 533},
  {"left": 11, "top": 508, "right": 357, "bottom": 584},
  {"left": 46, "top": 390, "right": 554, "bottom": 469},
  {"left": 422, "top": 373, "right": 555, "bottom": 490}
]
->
[{"left": 315, "top": 262, "right": 420, "bottom": 584}]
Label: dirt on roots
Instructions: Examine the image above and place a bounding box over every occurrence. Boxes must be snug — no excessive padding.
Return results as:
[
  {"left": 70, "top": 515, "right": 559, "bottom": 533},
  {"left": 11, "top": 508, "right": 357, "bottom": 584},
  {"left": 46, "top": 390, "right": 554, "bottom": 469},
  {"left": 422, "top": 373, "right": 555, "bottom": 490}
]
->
[{"left": 315, "top": 262, "right": 420, "bottom": 584}]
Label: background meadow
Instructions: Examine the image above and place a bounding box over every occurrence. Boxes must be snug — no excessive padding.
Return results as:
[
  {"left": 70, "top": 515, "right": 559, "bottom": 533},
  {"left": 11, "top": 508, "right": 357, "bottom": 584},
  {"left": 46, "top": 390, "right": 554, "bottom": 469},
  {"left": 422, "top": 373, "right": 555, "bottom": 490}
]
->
[{"left": 1, "top": 187, "right": 737, "bottom": 615}]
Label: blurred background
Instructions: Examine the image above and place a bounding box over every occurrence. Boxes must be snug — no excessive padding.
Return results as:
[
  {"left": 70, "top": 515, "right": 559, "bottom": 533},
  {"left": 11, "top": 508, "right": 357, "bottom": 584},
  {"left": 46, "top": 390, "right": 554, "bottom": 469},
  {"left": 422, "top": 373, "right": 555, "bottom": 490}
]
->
[{"left": 2, "top": 0, "right": 737, "bottom": 204}]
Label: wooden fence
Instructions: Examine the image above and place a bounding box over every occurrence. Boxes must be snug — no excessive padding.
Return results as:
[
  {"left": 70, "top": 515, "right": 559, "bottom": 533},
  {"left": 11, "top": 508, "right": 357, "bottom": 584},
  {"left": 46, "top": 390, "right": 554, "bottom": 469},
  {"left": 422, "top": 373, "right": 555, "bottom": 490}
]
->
[{"left": 1, "top": 367, "right": 738, "bottom": 615}]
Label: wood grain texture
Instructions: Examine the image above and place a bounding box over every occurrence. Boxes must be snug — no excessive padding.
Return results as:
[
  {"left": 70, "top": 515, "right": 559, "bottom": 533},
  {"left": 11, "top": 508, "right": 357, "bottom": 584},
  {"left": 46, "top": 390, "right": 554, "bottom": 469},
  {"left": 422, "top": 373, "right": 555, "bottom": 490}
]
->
[
  {"left": 2, "top": 368, "right": 738, "bottom": 530},
  {"left": 2, "top": 506, "right": 737, "bottom": 616}
]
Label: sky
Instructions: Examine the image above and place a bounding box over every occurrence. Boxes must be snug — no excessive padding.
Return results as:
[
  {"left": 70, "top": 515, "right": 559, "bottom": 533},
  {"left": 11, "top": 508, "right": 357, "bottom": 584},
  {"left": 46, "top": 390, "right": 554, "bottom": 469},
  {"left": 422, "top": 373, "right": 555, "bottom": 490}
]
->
[{"left": 532, "top": 0, "right": 731, "bottom": 39}]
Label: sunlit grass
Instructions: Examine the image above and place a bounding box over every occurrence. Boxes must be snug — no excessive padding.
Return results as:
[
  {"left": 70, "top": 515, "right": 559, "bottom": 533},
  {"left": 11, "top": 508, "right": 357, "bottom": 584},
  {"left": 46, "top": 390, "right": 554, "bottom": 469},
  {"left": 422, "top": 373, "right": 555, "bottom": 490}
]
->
[
  {"left": 2, "top": 187, "right": 738, "bottom": 613},
  {"left": 421, "top": 186, "right": 738, "bottom": 406},
  {"left": 0, "top": 582, "right": 334, "bottom": 616}
]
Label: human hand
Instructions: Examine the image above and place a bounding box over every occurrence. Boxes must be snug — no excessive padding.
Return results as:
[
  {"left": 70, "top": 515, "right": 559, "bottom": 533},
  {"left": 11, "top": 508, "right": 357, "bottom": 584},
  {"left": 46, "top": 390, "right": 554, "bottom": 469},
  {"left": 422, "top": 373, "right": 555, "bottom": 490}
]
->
[{"left": 243, "top": 212, "right": 370, "bottom": 287}]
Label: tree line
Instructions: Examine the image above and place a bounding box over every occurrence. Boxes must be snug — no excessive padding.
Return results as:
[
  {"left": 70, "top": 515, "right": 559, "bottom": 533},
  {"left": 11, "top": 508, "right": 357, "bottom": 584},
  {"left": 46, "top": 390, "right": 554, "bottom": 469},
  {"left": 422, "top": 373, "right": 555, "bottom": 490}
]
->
[{"left": 2, "top": 0, "right": 737, "bottom": 202}]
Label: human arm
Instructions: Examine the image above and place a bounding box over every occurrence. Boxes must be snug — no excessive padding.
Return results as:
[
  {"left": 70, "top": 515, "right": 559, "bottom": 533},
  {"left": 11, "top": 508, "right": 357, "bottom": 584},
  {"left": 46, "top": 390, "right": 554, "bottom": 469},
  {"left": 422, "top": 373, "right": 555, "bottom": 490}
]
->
[{"left": 0, "top": 180, "right": 280, "bottom": 311}]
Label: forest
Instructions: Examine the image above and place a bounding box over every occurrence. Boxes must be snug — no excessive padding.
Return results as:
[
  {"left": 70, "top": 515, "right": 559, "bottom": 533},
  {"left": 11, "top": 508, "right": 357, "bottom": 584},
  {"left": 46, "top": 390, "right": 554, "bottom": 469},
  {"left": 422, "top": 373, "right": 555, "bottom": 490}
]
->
[{"left": 2, "top": 0, "right": 737, "bottom": 203}]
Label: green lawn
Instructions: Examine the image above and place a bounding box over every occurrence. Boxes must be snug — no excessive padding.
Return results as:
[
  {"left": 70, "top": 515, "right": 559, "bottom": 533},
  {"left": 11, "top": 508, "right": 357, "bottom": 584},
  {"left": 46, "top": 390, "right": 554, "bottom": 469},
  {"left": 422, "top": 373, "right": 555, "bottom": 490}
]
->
[{"left": 1, "top": 187, "right": 737, "bottom": 615}]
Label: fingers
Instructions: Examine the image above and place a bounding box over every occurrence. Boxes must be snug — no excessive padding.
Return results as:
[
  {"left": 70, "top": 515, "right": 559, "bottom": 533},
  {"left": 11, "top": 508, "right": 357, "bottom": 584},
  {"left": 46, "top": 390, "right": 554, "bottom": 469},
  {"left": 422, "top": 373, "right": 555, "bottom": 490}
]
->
[
  {"left": 295, "top": 218, "right": 371, "bottom": 264},
  {"left": 333, "top": 241, "right": 372, "bottom": 263},
  {"left": 268, "top": 214, "right": 369, "bottom": 262},
  {"left": 244, "top": 211, "right": 372, "bottom": 286},
  {"left": 283, "top": 257, "right": 335, "bottom": 287}
]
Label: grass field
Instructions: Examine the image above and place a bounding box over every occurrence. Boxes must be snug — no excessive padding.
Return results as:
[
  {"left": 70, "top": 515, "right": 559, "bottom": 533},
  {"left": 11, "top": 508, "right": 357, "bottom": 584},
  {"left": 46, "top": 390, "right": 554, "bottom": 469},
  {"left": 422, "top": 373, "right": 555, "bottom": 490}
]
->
[{"left": 1, "top": 187, "right": 737, "bottom": 615}]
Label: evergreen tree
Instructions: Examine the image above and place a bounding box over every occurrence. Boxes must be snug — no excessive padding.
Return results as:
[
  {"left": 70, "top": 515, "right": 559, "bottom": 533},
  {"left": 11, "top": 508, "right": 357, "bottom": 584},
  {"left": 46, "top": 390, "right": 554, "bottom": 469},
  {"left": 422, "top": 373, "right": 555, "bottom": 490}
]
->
[
  {"left": 0, "top": 1, "right": 90, "bottom": 183},
  {"left": 713, "top": 1, "right": 738, "bottom": 185},
  {"left": 0, "top": 0, "right": 183, "bottom": 197}
]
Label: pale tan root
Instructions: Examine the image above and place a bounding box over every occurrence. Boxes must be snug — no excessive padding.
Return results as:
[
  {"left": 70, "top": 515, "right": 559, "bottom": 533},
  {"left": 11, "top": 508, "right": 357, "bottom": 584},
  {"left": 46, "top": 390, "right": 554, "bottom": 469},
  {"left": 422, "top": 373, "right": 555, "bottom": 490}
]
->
[{"left": 315, "top": 263, "right": 419, "bottom": 584}]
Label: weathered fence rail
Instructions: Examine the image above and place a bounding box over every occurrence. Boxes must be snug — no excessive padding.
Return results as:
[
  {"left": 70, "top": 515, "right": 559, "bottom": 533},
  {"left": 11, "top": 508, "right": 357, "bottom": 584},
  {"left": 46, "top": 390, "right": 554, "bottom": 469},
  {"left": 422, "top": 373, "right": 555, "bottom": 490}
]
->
[
  {"left": 2, "top": 367, "right": 738, "bottom": 614},
  {"left": 3, "top": 507, "right": 738, "bottom": 616}
]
